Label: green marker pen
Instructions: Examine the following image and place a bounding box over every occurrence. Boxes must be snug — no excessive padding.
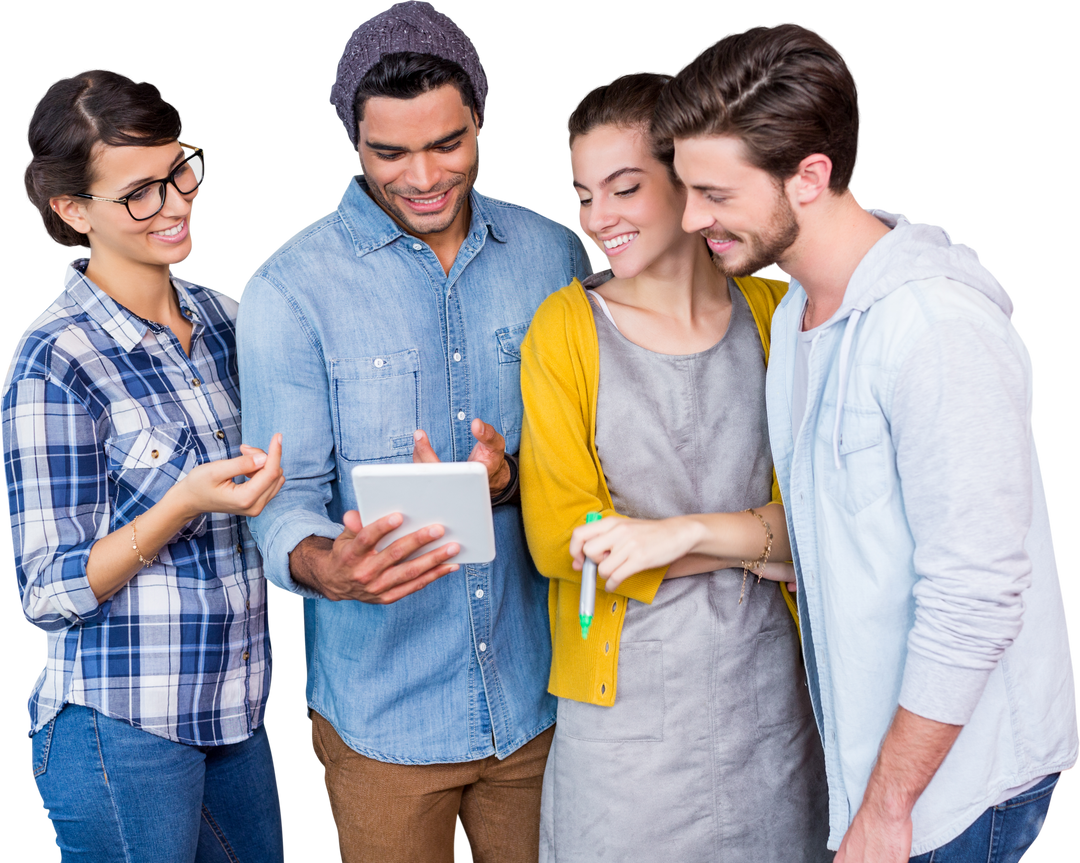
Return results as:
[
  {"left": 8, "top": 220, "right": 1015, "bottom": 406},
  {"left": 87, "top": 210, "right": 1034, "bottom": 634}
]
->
[{"left": 579, "top": 512, "right": 602, "bottom": 639}]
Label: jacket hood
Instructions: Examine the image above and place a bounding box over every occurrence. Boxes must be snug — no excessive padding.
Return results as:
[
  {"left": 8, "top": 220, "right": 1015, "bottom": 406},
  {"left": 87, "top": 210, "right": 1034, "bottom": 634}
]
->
[
  {"left": 835, "top": 211, "right": 1012, "bottom": 321},
  {"left": 817, "top": 211, "right": 1012, "bottom": 471}
]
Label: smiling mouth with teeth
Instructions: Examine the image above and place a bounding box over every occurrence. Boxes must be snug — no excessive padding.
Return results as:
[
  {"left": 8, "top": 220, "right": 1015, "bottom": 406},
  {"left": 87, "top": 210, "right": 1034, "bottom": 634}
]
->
[
  {"left": 152, "top": 220, "right": 185, "bottom": 237},
  {"left": 603, "top": 232, "right": 638, "bottom": 250},
  {"left": 407, "top": 191, "right": 448, "bottom": 204}
]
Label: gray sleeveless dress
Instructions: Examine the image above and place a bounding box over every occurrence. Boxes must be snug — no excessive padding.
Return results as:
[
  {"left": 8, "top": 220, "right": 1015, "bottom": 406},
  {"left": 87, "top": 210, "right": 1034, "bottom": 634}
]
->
[{"left": 538, "top": 276, "right": 831, "bottom": 862}]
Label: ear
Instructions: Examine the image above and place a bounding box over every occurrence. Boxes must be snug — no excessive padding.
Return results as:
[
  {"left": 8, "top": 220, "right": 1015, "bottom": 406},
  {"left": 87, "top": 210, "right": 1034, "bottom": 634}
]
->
[
  {"left": 786, "top": 153, "right": 833, "bottom": 206},
  {"left": 472, "top": 107, "right": 481, "bottom": 136},
  {"left": 50, "top": 196, "right": 92, "bottom": 237}
]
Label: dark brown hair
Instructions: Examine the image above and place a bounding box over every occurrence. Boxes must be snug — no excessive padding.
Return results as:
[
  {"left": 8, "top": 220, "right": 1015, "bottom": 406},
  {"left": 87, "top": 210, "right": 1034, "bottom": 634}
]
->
[
  {"left": 568, "top": 73, "right": 675, "bottom": 178},
  {"left": 353, "top": 52, "right": 477, "bottom": 126},
  {"left": 653, "top": 25, "right": 859, "bottom": 192},
  {"left": 25, "top": 70, "right": 182, "bottom": 247}
]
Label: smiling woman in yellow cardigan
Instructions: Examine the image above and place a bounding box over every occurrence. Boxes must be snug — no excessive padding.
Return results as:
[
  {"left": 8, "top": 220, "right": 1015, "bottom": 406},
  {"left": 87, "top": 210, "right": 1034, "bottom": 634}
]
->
[
  {"left": 519, "top": 274, "right": 797, "bottom": 708},
  {"left": 519, "top": 73, "right": 830, "bottom": 863}
]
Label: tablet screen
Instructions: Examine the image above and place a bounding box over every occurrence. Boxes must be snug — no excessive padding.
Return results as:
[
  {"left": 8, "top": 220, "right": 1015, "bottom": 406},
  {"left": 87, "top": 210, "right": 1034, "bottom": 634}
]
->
[{"left": 350, "top": 462, "right": 496, "bottom": 564}]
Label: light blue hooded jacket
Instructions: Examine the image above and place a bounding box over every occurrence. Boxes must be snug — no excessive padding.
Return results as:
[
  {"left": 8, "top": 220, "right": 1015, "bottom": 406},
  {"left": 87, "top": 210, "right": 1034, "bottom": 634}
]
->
[{"left": 766, "top": 211, "right": 1077, "bottom": 854}]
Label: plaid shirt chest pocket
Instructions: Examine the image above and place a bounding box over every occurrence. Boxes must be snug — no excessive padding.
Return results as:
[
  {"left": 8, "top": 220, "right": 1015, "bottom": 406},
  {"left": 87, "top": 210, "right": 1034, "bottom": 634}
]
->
[{"left": 103, "top": 422, "right": 206, "bottom": 538}]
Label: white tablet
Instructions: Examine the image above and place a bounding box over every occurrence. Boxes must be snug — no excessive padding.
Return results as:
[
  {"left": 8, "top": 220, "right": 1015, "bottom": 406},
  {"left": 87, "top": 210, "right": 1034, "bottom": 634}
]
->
[{"left": 350, "top": 462, "right": 496, "bottom": 564}]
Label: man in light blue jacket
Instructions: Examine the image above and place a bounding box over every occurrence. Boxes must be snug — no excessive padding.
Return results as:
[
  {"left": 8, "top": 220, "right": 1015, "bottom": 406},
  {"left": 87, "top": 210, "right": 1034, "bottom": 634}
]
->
[
  {"left": 655, "top": 24, "right": 1077, "bottom": 863},
  {"left": 236, "top": 3, "right": 589, "bottom": 861}
]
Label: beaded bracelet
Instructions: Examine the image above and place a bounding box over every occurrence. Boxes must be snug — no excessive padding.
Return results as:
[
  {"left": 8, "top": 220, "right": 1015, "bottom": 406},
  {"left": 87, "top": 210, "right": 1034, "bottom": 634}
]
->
[
  {"left": 738, "top": 507, "right": 773, "bottom": 605},
  {"left": 490, "top": 453, "right": 520, "bottom": 507},
  {"left": 131, "top": 515, "right": 159, "bottom": 568}
]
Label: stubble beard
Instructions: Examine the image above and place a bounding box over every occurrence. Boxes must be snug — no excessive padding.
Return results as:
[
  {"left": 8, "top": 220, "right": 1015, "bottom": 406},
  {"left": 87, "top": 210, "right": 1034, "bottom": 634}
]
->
[
  {"left": 361, "top": 152, "right": 480, "bottom": 238},
  {"left": 707, "top": 188, "right": 800, "bottom": 279}
]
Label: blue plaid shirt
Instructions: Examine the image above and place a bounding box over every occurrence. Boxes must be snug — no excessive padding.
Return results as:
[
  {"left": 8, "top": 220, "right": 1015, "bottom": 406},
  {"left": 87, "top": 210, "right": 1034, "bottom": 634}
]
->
[{"left": 3, "top": 261, "right": 270, "bottom": 745}]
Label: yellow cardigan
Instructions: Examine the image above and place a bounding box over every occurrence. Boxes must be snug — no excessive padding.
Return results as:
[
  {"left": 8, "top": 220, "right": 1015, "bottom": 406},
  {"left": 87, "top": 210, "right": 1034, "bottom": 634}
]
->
[{"left": 519, "top": 276, "right": 795, "bottom": 706}]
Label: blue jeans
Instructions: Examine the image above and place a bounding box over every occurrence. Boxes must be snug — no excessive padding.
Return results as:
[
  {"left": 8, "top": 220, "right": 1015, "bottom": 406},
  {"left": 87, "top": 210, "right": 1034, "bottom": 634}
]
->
[
  {"left": 910, "top": 774, "right": 1058, "bottom": 862},
  {"left": 32, "top": 704, "right": 283, "bottom": 863}
]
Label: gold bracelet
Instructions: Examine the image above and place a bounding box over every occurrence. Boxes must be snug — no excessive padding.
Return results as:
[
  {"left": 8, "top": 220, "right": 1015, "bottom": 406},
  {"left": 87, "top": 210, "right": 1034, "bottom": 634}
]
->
[
  {"left": 131, "top": 515, "right": 159, "bottom": 568},
  {"left": 738, "top": 507, "right": 773, "bottom": 605}
]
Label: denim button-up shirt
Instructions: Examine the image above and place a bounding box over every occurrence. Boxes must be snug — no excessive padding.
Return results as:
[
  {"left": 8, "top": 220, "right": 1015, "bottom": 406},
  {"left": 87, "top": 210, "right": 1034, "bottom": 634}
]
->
[{"left": 238, "top": 177, "right": 589, "bottom": 763}]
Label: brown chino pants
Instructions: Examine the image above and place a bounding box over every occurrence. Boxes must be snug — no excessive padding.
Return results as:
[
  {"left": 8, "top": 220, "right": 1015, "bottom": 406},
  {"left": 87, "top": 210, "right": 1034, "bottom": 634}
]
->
[{"left": 311, "top": 711, "right": 554, "bottom": 863}]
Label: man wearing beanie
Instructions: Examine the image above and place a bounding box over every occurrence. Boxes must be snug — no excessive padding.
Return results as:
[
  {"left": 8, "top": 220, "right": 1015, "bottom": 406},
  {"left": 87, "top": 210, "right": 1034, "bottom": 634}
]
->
[{"left": 237, "top": 4, "right": 590, "bottom": 861}]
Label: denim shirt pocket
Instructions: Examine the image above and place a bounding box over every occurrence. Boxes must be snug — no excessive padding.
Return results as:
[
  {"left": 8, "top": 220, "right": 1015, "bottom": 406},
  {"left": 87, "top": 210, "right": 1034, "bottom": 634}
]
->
[
  {"left": 818, "top": 401, "right": 889, "bottom": 514},
  {"left": 104, "top": 422, "right": 205, "bottom": 537},
  {"left": 495, "top": 322, "right": 530, "bottom": 454},
  {"left": 331, "top": 349, "right": 420, "bottom": 463}
]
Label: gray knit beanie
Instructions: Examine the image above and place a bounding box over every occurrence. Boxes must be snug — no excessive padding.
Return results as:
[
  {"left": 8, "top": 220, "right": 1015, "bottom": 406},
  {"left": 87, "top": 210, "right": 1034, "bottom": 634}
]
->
[{"left": 330, "top": 1, "right": 488, "bottom": 148}]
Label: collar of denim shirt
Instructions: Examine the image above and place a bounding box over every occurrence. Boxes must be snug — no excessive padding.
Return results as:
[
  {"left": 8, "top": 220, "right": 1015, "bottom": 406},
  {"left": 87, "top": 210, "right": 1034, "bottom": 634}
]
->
[{"left": 338, "top": 175, "right": 507, "bottom": 260}]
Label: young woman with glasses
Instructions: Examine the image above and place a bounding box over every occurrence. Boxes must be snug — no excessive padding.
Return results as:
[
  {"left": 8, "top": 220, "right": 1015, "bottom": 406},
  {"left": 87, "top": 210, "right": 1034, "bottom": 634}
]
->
[
  {"left": 519, "top": 74, "right": 831, "bottom": 861},
  {"left": 7, "top": 70, "right": 285, "bottom": 862}
]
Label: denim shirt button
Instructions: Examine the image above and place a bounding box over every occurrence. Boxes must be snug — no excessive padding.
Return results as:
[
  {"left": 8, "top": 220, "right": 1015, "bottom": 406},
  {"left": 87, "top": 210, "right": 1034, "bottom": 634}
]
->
[
  {"left": 478, "top": 642, "right": 487, "bottom": 652},
  {"left": 373, "top": 358, "right": 384, "bottom": 368},
  {"left": 457, "top": 411, "right": 466, "bottom": 420},
  {"left": 412, "top": 243, "right": 422, "bottom": 251},
  {"left": 453, "top": 352, "right": 462, "bottom": 362},
  {"left": 475, "top": 589, "right": 484, "bottom": 598}
]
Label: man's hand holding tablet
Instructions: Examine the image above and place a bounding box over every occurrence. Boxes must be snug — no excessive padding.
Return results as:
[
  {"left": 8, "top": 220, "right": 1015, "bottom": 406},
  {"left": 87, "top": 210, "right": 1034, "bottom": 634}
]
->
[
  {"left": 289, "top": 509, "right": 461, "bottom": 605},
  {"left": 289, "top": 416, "right": 505, "bottom": 605}
]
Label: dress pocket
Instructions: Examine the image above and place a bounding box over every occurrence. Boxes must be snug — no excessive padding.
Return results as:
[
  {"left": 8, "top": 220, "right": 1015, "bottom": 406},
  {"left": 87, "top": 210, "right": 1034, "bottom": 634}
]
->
[
  {"left": 560, "top": 641, "right": 665, "bottom": 742},
  {"left": 495, "top": 322, "right": 529, "bottom": 455},
  {"left": 330, "top": 350, "right": 420, "bottom": 463},
  {"left": 752, "top": 625, "right": 814, "bottom": 730}
]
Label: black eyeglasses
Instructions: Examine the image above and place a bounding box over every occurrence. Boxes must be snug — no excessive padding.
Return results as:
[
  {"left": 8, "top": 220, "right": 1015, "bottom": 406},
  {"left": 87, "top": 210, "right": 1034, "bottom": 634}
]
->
[{"left": 74, "top": 143, "right": 205, "bottom": 221}]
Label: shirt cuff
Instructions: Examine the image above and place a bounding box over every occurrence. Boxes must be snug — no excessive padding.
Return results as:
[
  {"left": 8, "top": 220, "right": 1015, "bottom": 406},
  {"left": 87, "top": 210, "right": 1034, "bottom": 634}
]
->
[
  {"left": 48, "top": 547, "right": 104, "bottom": 624},
  {"left": 617, "top": 565, "right": 667, "bottom": 604},
  {"left": 259, "top": 511, "right": 344, "bottom": 599},
  {"left": 898, "top": 649, "right": 993, "bottom": 726}
]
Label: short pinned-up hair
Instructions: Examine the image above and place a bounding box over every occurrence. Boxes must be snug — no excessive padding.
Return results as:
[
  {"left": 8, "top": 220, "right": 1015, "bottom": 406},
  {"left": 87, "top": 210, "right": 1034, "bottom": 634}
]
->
[
  {"left": 653, "top": 25, "right": 859, "bottom": 192},
  {"left": 25, "top": 70, "right": 182, "bottom": 247},
  {"left": 568, "top": 73, "right": 675, "bottom": 178},
  {"left": 353, "top": 51, "right": 477, "bottom": 126}
]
